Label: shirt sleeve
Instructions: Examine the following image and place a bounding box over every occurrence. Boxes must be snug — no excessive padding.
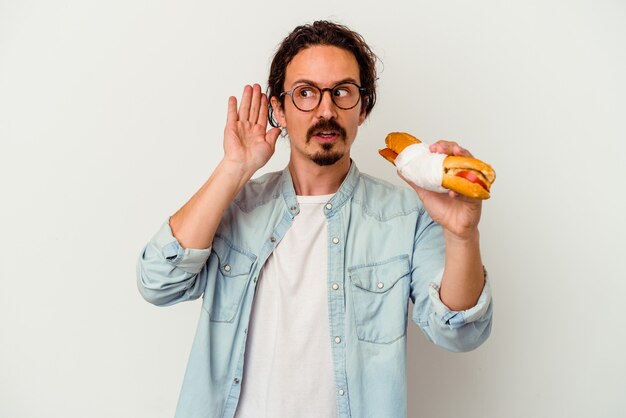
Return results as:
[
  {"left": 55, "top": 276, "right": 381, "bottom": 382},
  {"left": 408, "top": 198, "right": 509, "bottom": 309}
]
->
[
  {"left": 136, "top": 219, "right": 211, "bottom": 307},
  {"left": 410, "top": 212, "right": 493, "bottom": 352}
]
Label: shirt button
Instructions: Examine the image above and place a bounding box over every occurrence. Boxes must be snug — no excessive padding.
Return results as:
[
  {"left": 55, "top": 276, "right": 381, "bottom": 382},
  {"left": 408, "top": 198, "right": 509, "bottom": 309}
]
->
[
  {"left": 325, "top": 203, "right": 333, "bottom": 210},
  {"left": 334, "top": 336, "right": 341, "bottom": 344},
  {"left": 290, "top": 206, "right": 297, "bottom": 212},
  {"left": 377, "top": 282, "right": 384, "bottom": 289},
  {"left": 332, "top": 283, "right": 339, "bottom": 290},
  {"left": 224, "top": 265, "right": 231, "bottom": 272},
  {"left": 338, "top": 389, "right": 345, "bottom": 396},
  {"left": 233, "top": 378, "right": 240, "bottom": 384},
  {"left": 270, "top": 236, "right": 276, "bottom": 243},
  {"left": 332, "top": 237, "right": 339, "bottom": 244}
]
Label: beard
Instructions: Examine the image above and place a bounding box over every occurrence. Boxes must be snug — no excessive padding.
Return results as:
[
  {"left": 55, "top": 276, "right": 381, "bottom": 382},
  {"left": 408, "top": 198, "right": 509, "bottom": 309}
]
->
[
  {"left": 310, "top": 143, "right": 343, "bottom": 166},
  {"left": 306, "top": 119, "right": 347, "bottom": 167}
]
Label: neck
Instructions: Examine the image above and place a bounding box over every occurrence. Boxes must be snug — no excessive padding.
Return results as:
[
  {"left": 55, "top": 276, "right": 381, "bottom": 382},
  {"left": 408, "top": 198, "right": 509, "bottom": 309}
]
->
[{"left": 288, "top": 155, "right": 351, "bottom": 196}]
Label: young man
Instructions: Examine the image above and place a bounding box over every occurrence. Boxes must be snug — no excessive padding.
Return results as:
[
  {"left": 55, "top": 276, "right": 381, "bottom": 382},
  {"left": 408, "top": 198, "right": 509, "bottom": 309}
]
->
[{"left": 137, "top": 21, "right": 492, "bottom": 418}]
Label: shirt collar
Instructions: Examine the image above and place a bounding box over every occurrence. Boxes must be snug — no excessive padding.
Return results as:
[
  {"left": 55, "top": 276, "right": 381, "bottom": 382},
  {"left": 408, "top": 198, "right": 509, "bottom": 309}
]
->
[{"left": 280, "top": 161, "right": 360, "bottom": 218}]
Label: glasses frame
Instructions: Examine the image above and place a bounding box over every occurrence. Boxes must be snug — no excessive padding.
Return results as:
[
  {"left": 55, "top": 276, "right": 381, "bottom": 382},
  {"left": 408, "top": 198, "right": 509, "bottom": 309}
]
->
[{"left": 280, "top": 82, "right": 367, "bottom": 112}]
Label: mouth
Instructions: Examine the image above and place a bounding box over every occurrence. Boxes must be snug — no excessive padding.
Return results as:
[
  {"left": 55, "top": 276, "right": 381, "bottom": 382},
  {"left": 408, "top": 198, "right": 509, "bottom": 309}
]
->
[
  {"left": 312, "top": 130, "right": 340, "bottom": 143},
  {"left": 306, "top": 119, "right": 347, "bottom": 145}
]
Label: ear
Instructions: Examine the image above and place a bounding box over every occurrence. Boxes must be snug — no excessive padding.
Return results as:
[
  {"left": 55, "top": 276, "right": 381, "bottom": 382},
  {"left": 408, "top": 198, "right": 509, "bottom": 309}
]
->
[
  {"left": 270, "top": 96, "right": 287, "bottom": 128},
  {"left": 358, "top": 96, "right": 368, "bottom": 125},
  {"left": 358, "top": 107, "right": 367, "bottom": 126}
]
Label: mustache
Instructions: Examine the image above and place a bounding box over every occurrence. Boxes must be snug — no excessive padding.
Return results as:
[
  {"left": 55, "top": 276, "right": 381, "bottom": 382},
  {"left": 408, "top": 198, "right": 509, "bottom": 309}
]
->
[{"left": 306, "top": 119, "right": 347, "bottom": 142}]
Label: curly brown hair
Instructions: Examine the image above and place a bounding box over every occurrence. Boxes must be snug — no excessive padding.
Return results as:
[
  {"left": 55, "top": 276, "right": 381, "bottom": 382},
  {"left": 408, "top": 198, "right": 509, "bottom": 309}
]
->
[{"left": 267, "top": 21, "right": 379, "bottom": 127}]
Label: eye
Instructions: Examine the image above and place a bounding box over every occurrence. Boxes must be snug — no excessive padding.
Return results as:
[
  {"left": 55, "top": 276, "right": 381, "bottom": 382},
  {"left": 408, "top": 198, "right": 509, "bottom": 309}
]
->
[
  {"left": 333, "top": 85, "right": 352, "bottom": 98},
  {"left": 295, "top": 86, "right": 317, "bottom": 99}
]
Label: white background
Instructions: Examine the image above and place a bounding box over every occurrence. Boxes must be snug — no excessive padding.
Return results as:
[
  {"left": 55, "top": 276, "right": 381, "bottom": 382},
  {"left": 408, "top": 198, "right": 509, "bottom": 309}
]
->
[{"left": 1, "top": 1, "right": 625, "bottom": 417}]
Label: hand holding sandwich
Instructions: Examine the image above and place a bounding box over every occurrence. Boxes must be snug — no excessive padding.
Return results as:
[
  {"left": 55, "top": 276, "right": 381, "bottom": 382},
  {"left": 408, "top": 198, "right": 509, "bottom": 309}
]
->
[
  {"left": 380, "top": 132, "right": 495, "bottom": 240},
  {"left": 402, "top": 140, "right": 483, "bottom": 241}
]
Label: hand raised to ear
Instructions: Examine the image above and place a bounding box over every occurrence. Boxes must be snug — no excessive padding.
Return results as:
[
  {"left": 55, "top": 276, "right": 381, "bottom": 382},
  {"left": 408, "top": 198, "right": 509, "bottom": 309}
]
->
[{"left": 223, "top": 83, "right": 282, "bottom": 173}]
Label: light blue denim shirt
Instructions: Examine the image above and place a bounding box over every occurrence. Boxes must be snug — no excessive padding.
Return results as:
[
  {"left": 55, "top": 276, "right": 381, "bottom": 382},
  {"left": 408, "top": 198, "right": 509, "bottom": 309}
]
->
[{"left": 137, "top": 162, "right": 492, "bottom": 418}]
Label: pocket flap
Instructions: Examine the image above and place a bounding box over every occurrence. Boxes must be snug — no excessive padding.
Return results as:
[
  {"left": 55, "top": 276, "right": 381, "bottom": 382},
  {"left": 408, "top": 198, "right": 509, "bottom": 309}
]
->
[
  {"left": 211, "top": 236, "right": 256, "bottom": 277},
  {"left": 349, "top": 256, "right": 410, "bottom": 293}
]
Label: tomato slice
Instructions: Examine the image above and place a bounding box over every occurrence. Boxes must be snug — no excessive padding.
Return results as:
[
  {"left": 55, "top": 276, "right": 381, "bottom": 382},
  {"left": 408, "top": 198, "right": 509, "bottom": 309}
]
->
[{"left": 455, "top": 170, "right": 489, "bottom": 192}]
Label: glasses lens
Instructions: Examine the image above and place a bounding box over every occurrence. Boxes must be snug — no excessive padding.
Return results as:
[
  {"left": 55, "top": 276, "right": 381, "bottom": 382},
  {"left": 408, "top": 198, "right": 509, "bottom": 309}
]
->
[
  {"left": 292, "top": 85, "right": 320, "bottom": 111},
  {"left": 331, "top": 84, "right": 360, "bottom": 109}
]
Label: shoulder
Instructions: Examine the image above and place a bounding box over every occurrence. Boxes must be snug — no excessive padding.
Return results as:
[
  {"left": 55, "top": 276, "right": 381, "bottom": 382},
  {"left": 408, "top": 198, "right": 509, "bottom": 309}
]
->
[
  {"left": 352, "top": 171, "right": 425, "bottom": 220},
  {"left": 232, "top": 170, "right": 284, "bottom": 213}
]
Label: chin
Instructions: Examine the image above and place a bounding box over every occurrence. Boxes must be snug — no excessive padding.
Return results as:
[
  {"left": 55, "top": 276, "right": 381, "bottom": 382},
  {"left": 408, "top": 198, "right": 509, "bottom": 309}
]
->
[{"left": 310, "top": 151, "right": 344, "bottom": 166}]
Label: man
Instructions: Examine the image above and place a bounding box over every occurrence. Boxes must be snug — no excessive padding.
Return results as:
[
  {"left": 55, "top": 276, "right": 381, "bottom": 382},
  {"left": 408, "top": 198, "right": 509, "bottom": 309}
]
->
[{"left": 137, "top": 21, "right": 492, "bottom": 418}]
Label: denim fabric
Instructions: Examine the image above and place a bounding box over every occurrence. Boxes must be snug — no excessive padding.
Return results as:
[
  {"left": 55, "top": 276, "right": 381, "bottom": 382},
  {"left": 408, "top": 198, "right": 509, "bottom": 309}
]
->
[{"left": 137, "top": 163, "right": 492, "bottom": 418}]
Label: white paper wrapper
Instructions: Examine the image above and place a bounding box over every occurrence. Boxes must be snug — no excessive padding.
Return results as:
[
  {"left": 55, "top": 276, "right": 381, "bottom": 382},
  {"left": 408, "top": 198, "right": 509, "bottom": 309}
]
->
[{"left": 394, "top": 143, "right": 448, "bottom": 193}]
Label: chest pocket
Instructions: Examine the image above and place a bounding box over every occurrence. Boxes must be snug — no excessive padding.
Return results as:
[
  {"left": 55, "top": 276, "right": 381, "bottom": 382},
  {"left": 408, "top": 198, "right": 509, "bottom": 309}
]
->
[
  {"left": 205, "top": 237, "right": 256, "bottom": 323},
  {"left": 349, "top": 255, "right": 411, "bottom": 344}
]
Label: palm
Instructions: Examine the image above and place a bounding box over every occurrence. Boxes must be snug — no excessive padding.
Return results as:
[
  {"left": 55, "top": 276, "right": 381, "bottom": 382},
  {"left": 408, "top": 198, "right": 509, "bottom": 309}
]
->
[{"left": 225, "top": 118, "right": 275, "bottom": 168}]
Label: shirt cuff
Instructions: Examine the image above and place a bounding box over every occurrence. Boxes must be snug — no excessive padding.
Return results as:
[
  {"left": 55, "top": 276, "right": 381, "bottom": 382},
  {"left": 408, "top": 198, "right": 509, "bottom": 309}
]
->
[
  {"left": 150, "top": 219, "right": 211, "bottom": 274},
  {"left": 428, "top": 268, "right": 492, "bottom": 329}
]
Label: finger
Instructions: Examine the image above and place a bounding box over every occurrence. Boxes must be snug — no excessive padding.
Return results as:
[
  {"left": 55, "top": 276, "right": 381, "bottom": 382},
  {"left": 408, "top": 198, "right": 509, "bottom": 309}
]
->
[
  {"left": 430, "top": 140, "right": 474, "bottom": 157},
  {"left": 226, "top": 96, "right": 238, "bottom": 126},
  {"left": 265, "top": 127, "right": 281, "bottom": 149},
  {"left": 453, "top": 144, "right": 473, "bottom": 158},
  {"left": 258, "top": 94, "right": 269, "bottom": 127},
  {"left": 429, "top": 141, "right": 447, "bottom": 154},
  {"left": 238, "top": 85, "right": 252, "bottom": 121},
  {"left": 430, "top": 140, "right": 457, "bottom": 155},
  {"left": 248, "top": 84, "right": 262, "bottom": 124}
]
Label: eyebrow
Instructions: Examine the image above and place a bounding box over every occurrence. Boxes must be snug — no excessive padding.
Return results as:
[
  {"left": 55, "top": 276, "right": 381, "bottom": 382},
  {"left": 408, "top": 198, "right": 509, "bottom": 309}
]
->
[{"left": 289, "top": 78, "right": 360, "bottom": 88}]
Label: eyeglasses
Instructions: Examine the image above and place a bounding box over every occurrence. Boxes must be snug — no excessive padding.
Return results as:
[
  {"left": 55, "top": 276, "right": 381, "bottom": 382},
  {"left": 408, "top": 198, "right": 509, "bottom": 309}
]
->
[{"left": 280, "top": 82, "right": 366, "bottom": 112}]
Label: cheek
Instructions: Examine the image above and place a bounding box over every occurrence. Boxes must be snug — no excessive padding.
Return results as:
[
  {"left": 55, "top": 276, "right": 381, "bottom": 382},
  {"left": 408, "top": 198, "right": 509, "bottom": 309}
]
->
[
  {"left": 288, "top": 113, "right": 309, "bottom": 131},
  {"left": 347, "top": 112, "right": 364, "bottom": 132},
  {"left": 283, "top": 110, "right": 312, "bottom": 138},
  {"left": 283, "top": 103, "right": 302, "bottom": 124}
]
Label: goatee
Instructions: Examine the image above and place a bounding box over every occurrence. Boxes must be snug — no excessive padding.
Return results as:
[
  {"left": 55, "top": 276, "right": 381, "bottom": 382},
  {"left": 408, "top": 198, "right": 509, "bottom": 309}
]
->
[
  {"left": 306, "top": 119, "right": 347, "bottom": 166},
  {"left": 311, "top": 143, "right": 343, "bottom": 166}
]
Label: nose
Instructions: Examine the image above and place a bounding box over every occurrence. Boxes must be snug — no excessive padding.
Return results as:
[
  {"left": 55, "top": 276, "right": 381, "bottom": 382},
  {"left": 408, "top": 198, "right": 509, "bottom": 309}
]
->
[{"left": 316, "top": 89, "right": 338, "bottom": 120}]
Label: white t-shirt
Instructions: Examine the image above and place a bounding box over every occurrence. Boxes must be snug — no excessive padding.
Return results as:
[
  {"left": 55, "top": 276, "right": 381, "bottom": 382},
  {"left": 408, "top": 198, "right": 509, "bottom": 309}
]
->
[{"left": 234, "top": 194, "right": 337, "bottom": 418}]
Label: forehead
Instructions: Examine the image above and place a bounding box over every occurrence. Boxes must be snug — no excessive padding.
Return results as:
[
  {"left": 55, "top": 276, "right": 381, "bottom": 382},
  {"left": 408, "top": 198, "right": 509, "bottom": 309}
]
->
[{"left": 284, "top": 45, "right": 360, "bottom": 87}]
